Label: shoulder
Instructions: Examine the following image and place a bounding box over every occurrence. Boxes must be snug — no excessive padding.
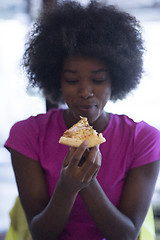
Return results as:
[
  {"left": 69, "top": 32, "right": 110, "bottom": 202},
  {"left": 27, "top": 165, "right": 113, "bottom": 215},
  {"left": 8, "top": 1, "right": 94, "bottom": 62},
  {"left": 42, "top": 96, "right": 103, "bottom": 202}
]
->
[
  {"left": 134, "top": 120, "right": 160, "bottom": 142},
  {"left": 4, "top": 109, "right": 64, "bottom": 159},
  {"left": 7, "top": 109, "right": 65, "bottom": 142},
  {"left": 133, "top": 120, "right": 160, "bottom": 161},
  {"left": 111, "top": 113, "right": 160, "bottom": 139},
  {"left": 10, "top": 108, "right": 62, "bottom": 132},
  {"left": 111, "top": 113, "right": 160, "bottom": 167},
  {"left": 108, "top": 114, "right": 138, "bottom": 138}
]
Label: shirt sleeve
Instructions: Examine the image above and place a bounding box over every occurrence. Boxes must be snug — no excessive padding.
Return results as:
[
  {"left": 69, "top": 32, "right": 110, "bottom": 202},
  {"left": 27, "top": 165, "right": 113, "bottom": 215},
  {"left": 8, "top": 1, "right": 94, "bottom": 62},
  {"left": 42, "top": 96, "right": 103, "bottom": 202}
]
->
[
  {"left": 4, "top": 116, "right": 40, "bottom": 161},
  {"left": 131, "top": 121, "right": 160, "bottom": 168}
]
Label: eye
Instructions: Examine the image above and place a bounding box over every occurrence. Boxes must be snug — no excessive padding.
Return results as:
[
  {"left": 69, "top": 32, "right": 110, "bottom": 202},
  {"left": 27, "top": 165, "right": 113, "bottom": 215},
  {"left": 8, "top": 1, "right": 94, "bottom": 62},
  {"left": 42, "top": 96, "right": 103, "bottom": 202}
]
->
[
  {"left": 65, "top": 79, "right": 79, "bottom": 85},
  {"left": 92, "top": 79, "right": 106, "bottom": 84}
]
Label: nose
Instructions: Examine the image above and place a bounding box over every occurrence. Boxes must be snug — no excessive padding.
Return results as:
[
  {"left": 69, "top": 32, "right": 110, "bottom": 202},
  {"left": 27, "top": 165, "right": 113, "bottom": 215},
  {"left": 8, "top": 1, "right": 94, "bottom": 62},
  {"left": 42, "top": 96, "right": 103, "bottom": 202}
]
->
[{"left": 78, "top": 81, "right": 94, "bottom": 99}]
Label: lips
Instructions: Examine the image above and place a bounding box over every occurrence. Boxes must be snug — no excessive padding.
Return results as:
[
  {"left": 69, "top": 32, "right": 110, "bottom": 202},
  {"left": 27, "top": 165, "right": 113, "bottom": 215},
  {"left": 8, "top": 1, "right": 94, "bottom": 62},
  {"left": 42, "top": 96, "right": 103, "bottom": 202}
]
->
[{"left": 76, "top": 105, "right": 97, "bottom": 113}]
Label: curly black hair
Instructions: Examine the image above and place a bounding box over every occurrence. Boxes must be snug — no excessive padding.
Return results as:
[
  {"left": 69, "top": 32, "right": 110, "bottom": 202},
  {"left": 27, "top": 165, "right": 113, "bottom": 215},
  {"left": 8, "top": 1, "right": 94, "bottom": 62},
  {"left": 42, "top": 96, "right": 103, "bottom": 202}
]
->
[{"left": 23, "top": 0, "right": 144, "bottom": 104}]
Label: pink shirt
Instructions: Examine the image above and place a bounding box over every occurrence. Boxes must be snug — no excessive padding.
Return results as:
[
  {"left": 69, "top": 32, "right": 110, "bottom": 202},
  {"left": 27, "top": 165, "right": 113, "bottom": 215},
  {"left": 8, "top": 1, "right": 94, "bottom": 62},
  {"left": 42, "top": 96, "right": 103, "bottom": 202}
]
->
[{"left": 5, "top": 109, "right": 160, "bottom": 240}]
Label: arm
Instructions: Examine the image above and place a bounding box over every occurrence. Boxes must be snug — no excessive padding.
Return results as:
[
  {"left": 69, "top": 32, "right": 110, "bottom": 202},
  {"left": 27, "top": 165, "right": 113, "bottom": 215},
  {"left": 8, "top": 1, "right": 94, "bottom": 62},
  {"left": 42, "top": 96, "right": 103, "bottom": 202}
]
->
[
  {"left": 10, "top": 141, "right": 100, "bottom": 240},
  {"left": 80, "top": 160, "right": 160, "bottom": 240},
  {"left": 10, "top": 149, "right": 76, "bottom": 240}
]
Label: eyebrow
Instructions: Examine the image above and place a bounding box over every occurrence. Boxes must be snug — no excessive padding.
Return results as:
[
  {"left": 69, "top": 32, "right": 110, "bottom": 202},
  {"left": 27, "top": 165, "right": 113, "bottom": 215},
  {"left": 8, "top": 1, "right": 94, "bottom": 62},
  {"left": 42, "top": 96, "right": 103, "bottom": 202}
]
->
[
  {"left": 63, "top": 69, "right": 77, "bottom": 74},
  {"left": 62, "top": 69, "right": 108, "bottom": 74},
  {"left": 91, "top": 69, "right": 108, "bottom": 74}
]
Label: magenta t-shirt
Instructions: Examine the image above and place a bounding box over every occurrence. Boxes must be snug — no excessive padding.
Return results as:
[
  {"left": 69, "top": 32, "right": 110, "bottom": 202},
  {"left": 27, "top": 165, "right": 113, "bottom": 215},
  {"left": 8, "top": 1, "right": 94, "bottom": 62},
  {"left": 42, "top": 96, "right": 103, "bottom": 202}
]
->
[{"left": 5, "top": 109, "right": 160, "bottom": 240}]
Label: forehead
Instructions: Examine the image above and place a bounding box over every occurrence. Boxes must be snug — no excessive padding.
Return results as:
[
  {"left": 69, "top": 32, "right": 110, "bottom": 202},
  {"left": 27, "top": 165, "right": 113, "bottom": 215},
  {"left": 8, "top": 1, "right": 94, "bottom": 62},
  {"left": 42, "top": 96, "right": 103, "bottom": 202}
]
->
[{"left": 62, "top": 56, "right": 107, "bottom": 72}]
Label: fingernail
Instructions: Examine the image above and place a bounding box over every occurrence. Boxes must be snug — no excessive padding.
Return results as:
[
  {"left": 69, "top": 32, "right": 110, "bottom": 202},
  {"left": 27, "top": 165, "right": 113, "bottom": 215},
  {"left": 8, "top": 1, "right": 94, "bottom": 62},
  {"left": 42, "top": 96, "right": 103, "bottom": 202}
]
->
[
  {"left": 83, "top": 140, "right": 89, "bottom": 146},
  {"left": 97, "top": 145, "right": 100, "bottom": 151}
]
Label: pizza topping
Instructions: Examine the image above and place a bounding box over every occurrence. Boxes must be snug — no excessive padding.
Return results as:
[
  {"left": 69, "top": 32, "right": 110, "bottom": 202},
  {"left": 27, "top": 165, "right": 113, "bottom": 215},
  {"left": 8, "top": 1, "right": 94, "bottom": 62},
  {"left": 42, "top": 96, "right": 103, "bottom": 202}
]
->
[{"left": 63, "top": 117, "right": 99, "bottom": 140}]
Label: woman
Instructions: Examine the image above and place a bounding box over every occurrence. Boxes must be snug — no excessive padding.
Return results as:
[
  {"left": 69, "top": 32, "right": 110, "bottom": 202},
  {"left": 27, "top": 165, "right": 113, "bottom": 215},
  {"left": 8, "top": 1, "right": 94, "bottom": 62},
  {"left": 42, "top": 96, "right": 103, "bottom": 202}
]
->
[{"left": 5, "top": 1, "right": 160, "bottom": 240}]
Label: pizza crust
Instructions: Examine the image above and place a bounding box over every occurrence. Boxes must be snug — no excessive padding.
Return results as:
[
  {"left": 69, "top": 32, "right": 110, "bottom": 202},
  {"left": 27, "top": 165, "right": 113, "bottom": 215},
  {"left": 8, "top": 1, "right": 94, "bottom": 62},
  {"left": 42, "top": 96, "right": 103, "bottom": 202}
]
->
[{"left": 59, "top": 134, "right": 105, "bottom": 148}]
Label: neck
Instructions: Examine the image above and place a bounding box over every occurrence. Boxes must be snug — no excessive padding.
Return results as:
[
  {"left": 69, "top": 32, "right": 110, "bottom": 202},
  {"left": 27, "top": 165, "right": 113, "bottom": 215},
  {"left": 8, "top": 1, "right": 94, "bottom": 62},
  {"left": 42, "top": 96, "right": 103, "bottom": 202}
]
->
[
  {"left": 63, "top": 109, "right": 110, "bottom": 133},
  {"left": 92, "top": 111, "right": 110, "bottom": 133}
]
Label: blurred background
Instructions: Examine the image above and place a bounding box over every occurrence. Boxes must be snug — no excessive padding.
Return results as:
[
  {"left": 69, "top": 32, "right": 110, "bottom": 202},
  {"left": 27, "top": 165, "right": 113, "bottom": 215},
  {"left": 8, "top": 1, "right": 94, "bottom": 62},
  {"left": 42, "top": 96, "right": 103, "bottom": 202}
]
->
[{"left": 0, "top": 0, "right": 160, "bottom": 239}]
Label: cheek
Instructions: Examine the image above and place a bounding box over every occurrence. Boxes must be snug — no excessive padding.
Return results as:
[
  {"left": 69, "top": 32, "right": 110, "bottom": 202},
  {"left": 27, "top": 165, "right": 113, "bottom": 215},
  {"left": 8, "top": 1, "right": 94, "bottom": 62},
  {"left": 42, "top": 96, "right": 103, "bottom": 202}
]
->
[
  {"left": 106, "top": 87, "right": 112, "bottom": 99},
  {"left": 99, "top": 86, "right": 111, "bottom": 103},
  {"left": 62, "top": 87, "right": 76, "bottom": 104}
]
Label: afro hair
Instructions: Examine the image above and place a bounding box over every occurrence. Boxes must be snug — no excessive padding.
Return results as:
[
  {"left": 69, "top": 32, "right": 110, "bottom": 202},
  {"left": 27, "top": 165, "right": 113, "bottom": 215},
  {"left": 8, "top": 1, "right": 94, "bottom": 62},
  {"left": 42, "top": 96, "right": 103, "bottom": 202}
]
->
[{"left": 23, "top": 0, "right": 144, "bottom": 104}]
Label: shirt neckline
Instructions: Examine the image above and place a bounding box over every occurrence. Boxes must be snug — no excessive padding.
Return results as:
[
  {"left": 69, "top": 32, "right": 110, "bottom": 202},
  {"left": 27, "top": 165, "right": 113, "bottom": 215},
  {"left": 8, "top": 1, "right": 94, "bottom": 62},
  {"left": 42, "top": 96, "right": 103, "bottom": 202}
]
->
[{"left": 59, "top": 108, "right": 113, "bottom": 135}]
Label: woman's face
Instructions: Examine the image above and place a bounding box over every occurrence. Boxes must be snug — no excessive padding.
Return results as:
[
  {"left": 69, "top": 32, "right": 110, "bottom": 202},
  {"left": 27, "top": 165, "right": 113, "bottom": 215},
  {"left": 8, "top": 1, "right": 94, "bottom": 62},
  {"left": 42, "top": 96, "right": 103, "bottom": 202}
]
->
[{"left": 61, "top": 56, "right": 111, "bottom": 126}]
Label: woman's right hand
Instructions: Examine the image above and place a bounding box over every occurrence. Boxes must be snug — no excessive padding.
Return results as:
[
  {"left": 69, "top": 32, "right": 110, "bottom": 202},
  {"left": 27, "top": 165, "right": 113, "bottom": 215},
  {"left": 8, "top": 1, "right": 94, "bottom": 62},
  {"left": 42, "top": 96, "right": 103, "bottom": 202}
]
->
[{"left": 58, "top": 140, "right": 101, "bottom": 194}]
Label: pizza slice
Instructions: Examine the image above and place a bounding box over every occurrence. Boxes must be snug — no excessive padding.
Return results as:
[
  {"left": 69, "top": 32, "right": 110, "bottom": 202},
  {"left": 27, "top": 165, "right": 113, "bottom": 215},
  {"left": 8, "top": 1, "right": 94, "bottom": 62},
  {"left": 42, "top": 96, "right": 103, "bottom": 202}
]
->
[{"left": 59, "top": 116, "right": 106, "bottom": 148}]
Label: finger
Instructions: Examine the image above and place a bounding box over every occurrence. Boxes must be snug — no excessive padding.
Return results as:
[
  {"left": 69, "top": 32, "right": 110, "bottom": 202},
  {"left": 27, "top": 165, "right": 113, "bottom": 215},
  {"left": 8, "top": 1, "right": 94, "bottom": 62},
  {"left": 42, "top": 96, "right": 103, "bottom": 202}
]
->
[
  {"left": 82, "top": 145, "right": 99, "bottom": 169},
  {"left": 68, "top": 140, "right": 89, "bottom": 168},
  {"left": 91, "top": 151, "right": 102, "bottom": 178},
  {"left": 78, "top": 156, "right": 86, "bottom": 167},
  {"left": 78, "top": 149, "right": 90, "bottom": 167},
  {"left": 79, "top": 145, "right": 99, "bottom": 177},
  {"left": 83, "top": 149, "right": 101, "bottom": 183},
  {"left": 62, "top": 147, "right": 76, "bottom": 167}
]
